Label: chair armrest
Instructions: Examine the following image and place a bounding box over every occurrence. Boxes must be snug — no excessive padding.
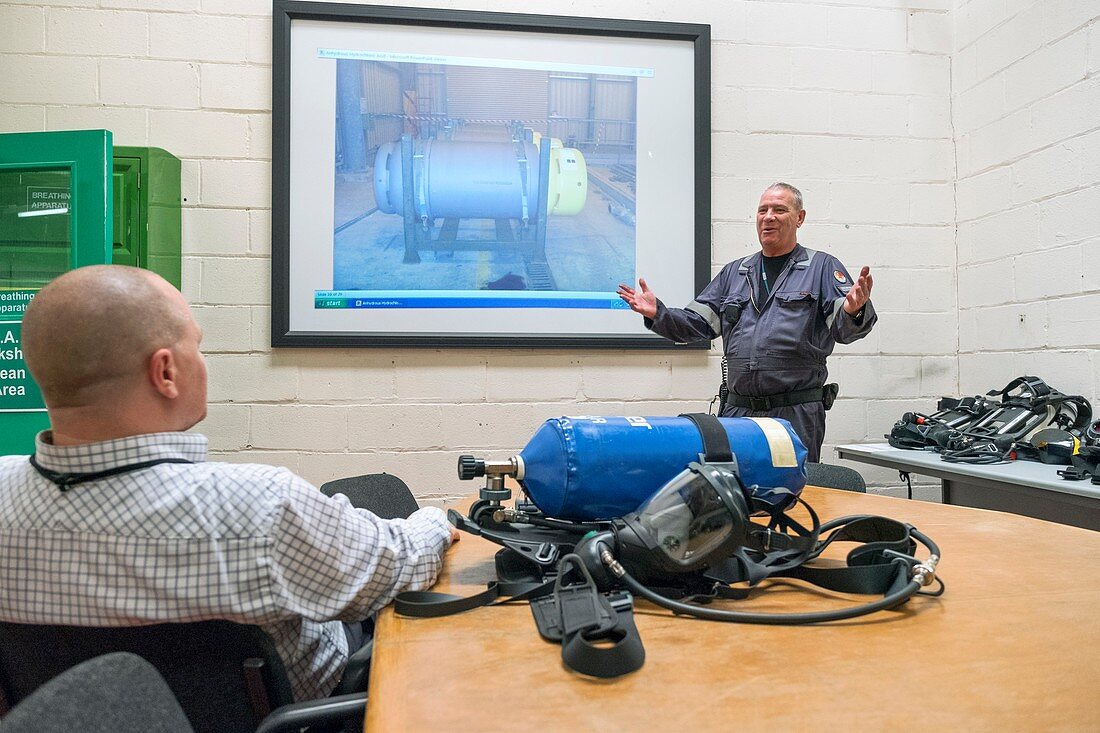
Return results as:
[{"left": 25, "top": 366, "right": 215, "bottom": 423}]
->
[{"left": 253, "top": 691, "right": 367, "bottom": 733}]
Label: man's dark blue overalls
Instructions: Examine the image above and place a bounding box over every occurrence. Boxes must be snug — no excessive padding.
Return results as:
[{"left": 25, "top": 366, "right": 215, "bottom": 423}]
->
[{"left": 646, "top": 244, "right": 877, "bottom": 462}]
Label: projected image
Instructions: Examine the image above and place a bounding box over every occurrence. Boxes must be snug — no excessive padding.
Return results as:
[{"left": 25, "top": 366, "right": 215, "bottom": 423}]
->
[{"left": 329, "top": 55, "right": 638, "bottom": 304}]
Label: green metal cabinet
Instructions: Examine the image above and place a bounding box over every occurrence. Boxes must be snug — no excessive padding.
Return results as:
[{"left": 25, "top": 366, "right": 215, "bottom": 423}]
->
[
  {"left": 113, "top": 146, "right": 182, "bottom": 288},
  {"left": 0, "top": 134, "right": 182, "bottom": 455}
]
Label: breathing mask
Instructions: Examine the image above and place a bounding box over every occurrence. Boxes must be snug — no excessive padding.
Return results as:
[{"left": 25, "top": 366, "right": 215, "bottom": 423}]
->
[{"left": 574, "top": 459, "right": 815, "bottom": 592}]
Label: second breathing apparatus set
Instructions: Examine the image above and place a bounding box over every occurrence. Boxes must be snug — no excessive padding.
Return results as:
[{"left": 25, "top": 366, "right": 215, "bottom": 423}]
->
[
  {"left": 394, "top": 414, "right": 943, "bottom": 679},
  {"left": 887, "top": 376, "right": 1097, "bottom": 473}
]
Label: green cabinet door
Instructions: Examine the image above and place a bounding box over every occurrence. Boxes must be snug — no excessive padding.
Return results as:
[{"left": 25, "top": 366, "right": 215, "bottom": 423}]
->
[
  {"left": 113, "top": 146, "right": 181, "bottom": 288},
  {"left": 0, "top": 129, "right": 114, "bottom": 455}
]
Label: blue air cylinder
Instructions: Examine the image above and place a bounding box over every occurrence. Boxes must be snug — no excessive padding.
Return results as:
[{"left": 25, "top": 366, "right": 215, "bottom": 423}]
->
[{"left": 515, "top": 416, "right": 808, "bottom": 521}]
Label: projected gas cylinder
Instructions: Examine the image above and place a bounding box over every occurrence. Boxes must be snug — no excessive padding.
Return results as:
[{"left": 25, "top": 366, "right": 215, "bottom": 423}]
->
[
  {"left": 373, "top": 138, "right": 587, "bottom": 221},
  {"left": 460, "top": 415, "right": 809, "bottom": 521}
]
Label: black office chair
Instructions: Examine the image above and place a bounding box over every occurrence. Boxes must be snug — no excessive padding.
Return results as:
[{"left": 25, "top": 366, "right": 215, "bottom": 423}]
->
[
  {"left": 1, "top": 652, "right": 194, "bottom": 733},
  {"left": 0, "top": 620, "right": 367, "bottom": 733},
  {"left": 805, "top": 461, "right": 867, "bottom": 493},
  {"left": 320, "top": 472, "right": 420, "bottom": 519}
]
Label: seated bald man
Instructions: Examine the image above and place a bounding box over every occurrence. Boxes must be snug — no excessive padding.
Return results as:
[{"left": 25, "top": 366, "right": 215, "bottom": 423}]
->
[{"left": 0, "top": 265, "right": 457, "bottom": 701}]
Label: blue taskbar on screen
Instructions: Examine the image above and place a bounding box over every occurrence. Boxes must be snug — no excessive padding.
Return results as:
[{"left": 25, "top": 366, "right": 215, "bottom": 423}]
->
[{"left": 315, "top": 290, "right": 629, "bottom": 310}]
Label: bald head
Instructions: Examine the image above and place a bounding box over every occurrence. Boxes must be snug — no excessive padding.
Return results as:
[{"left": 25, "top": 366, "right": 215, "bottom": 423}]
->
[{"left": 22, "top": 266, "right": 191, "bottom": 409}]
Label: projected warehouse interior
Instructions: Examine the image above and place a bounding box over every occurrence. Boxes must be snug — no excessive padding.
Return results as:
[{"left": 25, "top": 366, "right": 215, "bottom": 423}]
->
[{"left": 325, "top": 51, "right": 641, "bottom": 311}]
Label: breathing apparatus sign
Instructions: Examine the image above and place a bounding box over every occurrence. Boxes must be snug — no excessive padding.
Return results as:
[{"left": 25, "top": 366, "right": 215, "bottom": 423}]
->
[
  {"left": 0, "top": 290, "right": 45, "bottom": 413},
  {"left": 26, "top": 187, "right": 70, "bottom": 212}
]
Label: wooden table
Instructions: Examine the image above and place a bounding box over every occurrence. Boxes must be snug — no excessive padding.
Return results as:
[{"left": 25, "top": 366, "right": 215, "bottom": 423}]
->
[{"left": 367, "top": 487, "right": 1100, "bottom": 731}]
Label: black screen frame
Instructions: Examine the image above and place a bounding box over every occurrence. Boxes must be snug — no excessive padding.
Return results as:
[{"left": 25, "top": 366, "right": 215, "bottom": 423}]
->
[{"left": 271, "top": 0, "right": 711, "bottom": 349}]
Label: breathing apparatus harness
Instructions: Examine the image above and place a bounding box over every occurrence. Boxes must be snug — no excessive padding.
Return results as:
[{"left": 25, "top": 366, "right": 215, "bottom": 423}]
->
[
  {"left": 887, "top": 395, "right": 998, "bottom": 451},
  {"left": 889, "top": 376, "right": 1092, "bottom": 466},
  {"left": 396, "top": 414, "right": 943, "bottom": 678}
]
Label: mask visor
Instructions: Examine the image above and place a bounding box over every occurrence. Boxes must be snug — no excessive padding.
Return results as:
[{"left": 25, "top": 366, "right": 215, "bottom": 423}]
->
[{"left": 634, "top": 466, "right": 734, "bottom": 566}]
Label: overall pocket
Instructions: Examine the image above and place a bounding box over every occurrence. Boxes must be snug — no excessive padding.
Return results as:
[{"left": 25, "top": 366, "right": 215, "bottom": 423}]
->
[{"left": 766, "top": 291, "right": 818, "bottom": 356}]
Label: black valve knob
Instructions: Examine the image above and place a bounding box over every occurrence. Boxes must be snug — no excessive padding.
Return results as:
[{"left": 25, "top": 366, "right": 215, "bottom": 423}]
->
[{"left": 457, "top": 455, "right": 485, "bottom": 480}]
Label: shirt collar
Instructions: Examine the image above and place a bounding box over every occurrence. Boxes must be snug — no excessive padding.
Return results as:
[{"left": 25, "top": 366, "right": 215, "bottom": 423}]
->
[{"left": 34, "top": 431, "right": 209, "bottom": 474}]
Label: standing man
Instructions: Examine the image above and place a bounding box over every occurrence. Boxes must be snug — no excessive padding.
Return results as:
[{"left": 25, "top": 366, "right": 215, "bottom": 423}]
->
[
  {"left": 0, "top": 265, "right": 458, "bottom": 701},
  {"left": 617, "top": 183, "right": 876, "bottom": 462}
]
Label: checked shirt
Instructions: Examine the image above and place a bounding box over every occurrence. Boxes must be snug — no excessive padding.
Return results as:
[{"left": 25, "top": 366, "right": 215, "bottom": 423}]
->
[{"left": 0, "top": 431, "right": 453, "bottom": 700}]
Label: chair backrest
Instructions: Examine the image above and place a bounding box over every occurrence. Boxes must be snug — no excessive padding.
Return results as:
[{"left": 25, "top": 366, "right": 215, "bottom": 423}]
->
[
  {"left": 1, "top": 652, "right": 194, "bottom": 733},
  {"left": 0, "top": 620, "right": 295, "bottom": 733},
  {"left": 320, "top": 472, "right": 420, "bottom": 519},
  {"left": 805, "top": 462, "right": 867, "bottom": 493}
]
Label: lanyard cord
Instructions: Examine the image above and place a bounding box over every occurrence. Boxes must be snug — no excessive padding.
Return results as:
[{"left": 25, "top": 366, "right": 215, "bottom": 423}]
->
[{"left": 28, "top": 455, "right": 194, "bottom": 492}]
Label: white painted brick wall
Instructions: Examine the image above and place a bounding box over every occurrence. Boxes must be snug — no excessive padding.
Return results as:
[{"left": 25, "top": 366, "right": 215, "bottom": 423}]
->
[
  {"left": 200, "top": 160, "right": 271, "bottom": 208},
  {"left": 191, "top": 304, "right": 252, "bottom": 353},
  {"left": 0, "top": 55, "right": 98, "bottom": 104},
  {"left": 1038, "top": 184, "right": 1100, "bottom": 247},
  {"left": 197, "top": 403, "right": 250, "bottom": 451},
  {"left": 13, "top": 0, "right": 1095, "bottom": 501},
  {"left": 829, "top": 6, "right": 909, "bottom": 51},
  {"left": 248, "top": 210, "right": 271, "bottom": 255},
  {"left": 1, "top": 6, "right": 45, "bottom": 53},
  {"left": 149, "top": 110, "right": 250, "bottom": 158},
  {"left": 48, "top": 106, "right": 148, "bottom": 142},
  {"left": 297, "top": 357, "right": 396, "bottom": 403},
  {"left": 0, "top": 105, "right": 45, "bottom": 132},
  {"left": 252, "top": 405, "right": 349, "bottom": 451},
  {"left": 200, "top": 64, "right": 272, "bottom": 111},
  {"left": 790, "top": 48, "right": 874, "bottom": 92},
  {"left": 745, "top": 2, "right": 828, "bottom": 47},
  {"left": 1091, "top": 23, "right": 1100, "bottom": 74},
  {"left": 149, "top": 13, "right": 249, "bottom": 62},
  {"left": 1003, "top": 31, "right": 1088, "bottom": 111},
  {"left": 198, "top": 256, "right": 269, "bottom": 305},
  {"left": 101, "top": 58, "right": 200, "bottom": 108},
  {"left": 46, "top": 8, "right": 148, "bottom": 56},
  {"left": 182, "top": 208, "right": 250, "bottom": 255},
  {"left": 908, "top": 10, "right": 951, "bottom": 55}
]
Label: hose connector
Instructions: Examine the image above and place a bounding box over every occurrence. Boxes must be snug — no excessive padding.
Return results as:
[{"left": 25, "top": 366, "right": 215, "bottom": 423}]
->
[
  {"left": 599, "top": 547, "right": 626, "bottom": 579},
  {"left": 492, "top": 508, "right": 527, "bottom": 523},
  {"left": 910, "top": 554, "right": 939, "bottom": 587}
]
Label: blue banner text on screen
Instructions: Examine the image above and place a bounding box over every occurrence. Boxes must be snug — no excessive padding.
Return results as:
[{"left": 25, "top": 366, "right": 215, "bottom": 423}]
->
[
  {"left": 316, "top": 49, "right": 654, "bottom": 78},
  {"left": 314, "top": 290, "right": 631, "bottom": 310}
]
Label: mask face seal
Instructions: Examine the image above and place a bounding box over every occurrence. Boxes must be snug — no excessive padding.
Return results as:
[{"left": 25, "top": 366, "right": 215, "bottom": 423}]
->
[
  {"left": 629, "top": 461, "right": 743, "bottom": 571},
  {"left": 601, "top": 460, "right": 811, "bottom": 588}
]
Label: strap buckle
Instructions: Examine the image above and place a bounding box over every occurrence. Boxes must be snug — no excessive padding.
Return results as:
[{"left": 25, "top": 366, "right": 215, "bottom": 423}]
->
[{"left": 748, "top": 396, "right": 771, "bottom": 411}]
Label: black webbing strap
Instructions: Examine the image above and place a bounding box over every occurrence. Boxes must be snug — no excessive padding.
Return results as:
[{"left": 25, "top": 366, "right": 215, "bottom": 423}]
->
[
  {"left": 394, "top": 578, "right": 553, "bottom": 618},
  {"left": 679, "top": 412, "right": 732, "bottom": 463},
  {"left": 769, "top": 515, "right": 917, "bottom": 595},
  {"left": 28, "top": 455, "right": 194, "bottom": 491},
  {"left": 726, "top": 386, "right": 825, "bottom": 411},
  {"left": 774, "top": 560, "right": 911, "bottom": 596},
  {"left": 990, "top": 375, "right": 1050, "bottom": 402}
]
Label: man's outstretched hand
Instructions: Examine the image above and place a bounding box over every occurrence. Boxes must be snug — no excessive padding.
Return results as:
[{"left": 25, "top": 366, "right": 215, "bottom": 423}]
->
[
  {"left": 843, "top": 266, "right": 873, "bottom": 315},
  {"left": 617, "top": 278, "right": 658, "bottom": 319}
]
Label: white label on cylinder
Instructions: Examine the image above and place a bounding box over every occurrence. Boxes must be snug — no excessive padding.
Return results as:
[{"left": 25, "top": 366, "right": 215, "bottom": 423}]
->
[{"left": 747, "top": 417, "right": 798, "bottom": 467}]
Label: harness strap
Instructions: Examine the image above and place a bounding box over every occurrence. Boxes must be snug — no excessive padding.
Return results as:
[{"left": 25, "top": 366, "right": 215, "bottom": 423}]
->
[
  {"left": 774, "top": 560, "right": 911, "bottom": 596},
  {"left": 678, "top": 412, "right": 732, "bottom": 462},
  {"left": 394, "top": 578, "right": 553, "bottom": 618}
]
